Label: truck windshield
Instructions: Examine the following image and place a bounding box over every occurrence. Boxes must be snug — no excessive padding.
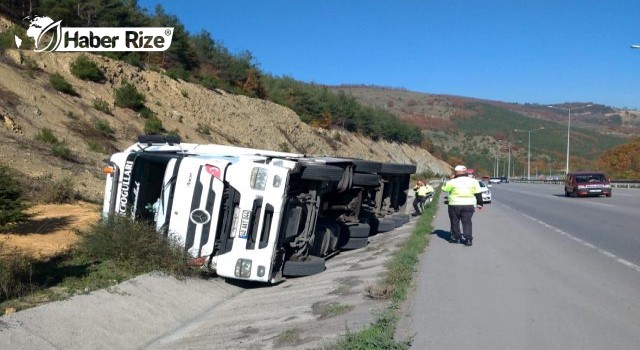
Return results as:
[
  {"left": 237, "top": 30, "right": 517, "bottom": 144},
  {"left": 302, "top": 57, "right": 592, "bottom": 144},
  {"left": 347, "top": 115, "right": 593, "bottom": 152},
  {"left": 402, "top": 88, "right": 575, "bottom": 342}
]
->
[{"left": 127, "top": 153, "right": 182, "bottom": 221}]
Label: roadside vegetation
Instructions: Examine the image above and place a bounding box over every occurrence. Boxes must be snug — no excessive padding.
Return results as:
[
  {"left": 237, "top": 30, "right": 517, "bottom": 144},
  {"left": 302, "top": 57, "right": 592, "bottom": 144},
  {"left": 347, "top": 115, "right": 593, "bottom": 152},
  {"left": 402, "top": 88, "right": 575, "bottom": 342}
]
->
[
  {"left": 1, "top": 159, "right": 193, "bottom": 311},
  {"left": 0, "top": 215, "right": 196, "bottom": 313},
  {"left": 331, "top": 188, "right": 441, "bottom": 349}
]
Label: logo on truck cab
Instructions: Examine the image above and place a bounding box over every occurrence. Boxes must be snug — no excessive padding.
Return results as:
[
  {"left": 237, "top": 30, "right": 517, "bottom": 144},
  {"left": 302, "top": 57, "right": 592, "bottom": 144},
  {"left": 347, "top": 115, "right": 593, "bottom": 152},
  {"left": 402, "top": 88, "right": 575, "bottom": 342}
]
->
[{"left": 119, "top": 160, "right": 134, "bottom": 213}]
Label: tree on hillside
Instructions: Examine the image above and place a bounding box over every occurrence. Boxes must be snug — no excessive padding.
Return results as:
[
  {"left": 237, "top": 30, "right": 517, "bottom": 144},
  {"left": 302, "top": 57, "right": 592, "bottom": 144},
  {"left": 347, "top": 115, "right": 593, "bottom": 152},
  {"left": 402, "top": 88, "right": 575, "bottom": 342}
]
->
[
  {"left": 597, "top": 138, "right": 640, "bottom": 179},
  {"left": 0, "top": 165, "right": 31, "bottom": 229}
]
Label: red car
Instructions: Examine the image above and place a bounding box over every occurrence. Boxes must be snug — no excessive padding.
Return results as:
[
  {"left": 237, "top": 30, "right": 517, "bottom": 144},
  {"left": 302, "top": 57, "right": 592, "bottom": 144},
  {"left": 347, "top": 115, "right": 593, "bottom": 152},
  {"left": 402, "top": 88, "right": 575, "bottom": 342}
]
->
[{"left": 564, "top": 171, "right": 612, "bottom": 197}]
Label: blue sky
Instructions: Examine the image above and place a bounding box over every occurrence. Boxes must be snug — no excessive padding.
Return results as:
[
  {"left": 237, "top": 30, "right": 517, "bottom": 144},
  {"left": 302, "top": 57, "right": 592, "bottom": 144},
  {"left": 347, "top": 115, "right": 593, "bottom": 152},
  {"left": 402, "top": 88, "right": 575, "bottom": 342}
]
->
[{"left": 138, "top": 0, "right": 640, "bottom": 109}]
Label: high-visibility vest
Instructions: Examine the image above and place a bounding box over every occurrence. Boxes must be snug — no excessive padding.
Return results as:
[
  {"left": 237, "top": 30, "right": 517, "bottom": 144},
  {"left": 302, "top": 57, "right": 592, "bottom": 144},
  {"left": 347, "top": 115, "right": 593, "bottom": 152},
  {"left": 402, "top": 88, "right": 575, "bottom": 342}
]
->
[
  {"left": 415, "top": 185, "right": 432, "bottom": 197},
  {"left": 442, "top": 176, "right": 480, "bottom": 205}
]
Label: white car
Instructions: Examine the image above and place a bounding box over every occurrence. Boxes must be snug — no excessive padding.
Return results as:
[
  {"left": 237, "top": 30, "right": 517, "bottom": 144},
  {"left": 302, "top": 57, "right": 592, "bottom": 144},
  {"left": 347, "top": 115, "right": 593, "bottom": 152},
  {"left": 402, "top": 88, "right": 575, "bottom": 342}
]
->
[{"left": 478, "top": 180, "right": 492, "bottom": 203}]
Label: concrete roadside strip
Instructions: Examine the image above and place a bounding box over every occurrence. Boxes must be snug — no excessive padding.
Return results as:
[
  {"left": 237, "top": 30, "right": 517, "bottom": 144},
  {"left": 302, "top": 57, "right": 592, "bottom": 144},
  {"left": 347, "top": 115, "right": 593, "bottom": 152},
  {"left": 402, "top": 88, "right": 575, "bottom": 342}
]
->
[{"left": 0, "top": 216, "right": 417, "bottom": 350}]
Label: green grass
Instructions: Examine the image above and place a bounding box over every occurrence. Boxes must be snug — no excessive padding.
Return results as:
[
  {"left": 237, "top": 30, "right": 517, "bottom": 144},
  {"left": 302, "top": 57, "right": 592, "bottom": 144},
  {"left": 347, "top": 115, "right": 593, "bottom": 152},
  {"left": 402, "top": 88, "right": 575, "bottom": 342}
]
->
[{"left": 331, "top": 188, "right": 440, "bottom": 349}]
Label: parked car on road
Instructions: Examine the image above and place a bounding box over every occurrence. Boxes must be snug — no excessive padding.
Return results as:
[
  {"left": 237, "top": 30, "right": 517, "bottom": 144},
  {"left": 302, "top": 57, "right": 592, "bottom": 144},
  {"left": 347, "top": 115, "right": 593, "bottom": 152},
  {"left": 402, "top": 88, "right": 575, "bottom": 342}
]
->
[
  {"left": 564, "top": 171, "right": 612, "bottom": 197},
  {"left": 479, "top": 180, "right": 492, "bottom": 203},
  {"left": 489, "top": 177, "right": 501, "bottom": 184}
]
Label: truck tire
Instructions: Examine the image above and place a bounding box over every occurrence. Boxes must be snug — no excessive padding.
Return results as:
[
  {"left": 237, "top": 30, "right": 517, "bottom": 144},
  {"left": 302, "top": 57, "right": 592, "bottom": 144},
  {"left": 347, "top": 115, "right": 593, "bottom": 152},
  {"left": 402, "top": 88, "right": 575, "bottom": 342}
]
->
[
  {"left": 138, "top": 134, "right": 181, "bottom": 145},
  {"left": 352, "top": 173, "right": 380, "bottom": 187},
  {"left": 300, "top": 164, "right": 344, "bottom": 182},
  {"left": 283, "top": 256, "right": 325, "bottom": 277},
  {"left": 394, "top": 214, "right": 411, "bottom": 225},
  {"left": 341, "top": 237, "right": 368, "bottom": 250},
  {"left": 380, "top": 163, "right": 417, "bottom": 175},
  {"left": 342, "top": 223, "right": 371, "bottom": 238},
  {"left": 377, "top": 218, "right": 396, "bottom": 233}
]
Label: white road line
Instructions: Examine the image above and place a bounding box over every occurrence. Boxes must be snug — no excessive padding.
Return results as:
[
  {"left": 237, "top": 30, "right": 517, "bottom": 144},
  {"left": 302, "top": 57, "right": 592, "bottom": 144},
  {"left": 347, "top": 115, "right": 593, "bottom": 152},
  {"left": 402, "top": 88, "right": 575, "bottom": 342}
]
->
[{"left": 517, "top": 210, "right": 640, "bottom": 273}]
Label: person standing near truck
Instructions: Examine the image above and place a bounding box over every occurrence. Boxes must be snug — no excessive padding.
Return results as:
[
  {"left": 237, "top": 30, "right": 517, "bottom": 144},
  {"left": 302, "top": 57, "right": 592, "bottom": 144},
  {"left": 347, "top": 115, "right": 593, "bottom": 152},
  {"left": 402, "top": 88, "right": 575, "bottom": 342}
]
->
[
  {"left": 441, "top": 165, "right": 483, "bottom": 246},
  {"left": 412, "top": 179, "right": 434, "bottom": 216}
]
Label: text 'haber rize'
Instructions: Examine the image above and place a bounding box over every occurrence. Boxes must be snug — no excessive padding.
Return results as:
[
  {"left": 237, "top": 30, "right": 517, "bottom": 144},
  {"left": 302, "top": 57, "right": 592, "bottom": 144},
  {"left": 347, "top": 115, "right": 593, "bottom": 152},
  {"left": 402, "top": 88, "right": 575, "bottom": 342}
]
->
[{"left": 64, "top": 31, "right": 166, "bottom": 49}]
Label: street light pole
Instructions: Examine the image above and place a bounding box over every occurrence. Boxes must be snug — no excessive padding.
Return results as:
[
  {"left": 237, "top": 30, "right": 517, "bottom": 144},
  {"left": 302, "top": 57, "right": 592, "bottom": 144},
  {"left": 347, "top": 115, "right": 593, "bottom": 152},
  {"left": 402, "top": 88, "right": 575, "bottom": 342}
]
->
[
  {"left": 547, "top": 104, "right": 592, "bottom": 174},
  {"left": 507, "top": 142, "right": 511, "bottom": 179},
  {"left": 514, "top": 127, "right": 544, "bottom": 180}
]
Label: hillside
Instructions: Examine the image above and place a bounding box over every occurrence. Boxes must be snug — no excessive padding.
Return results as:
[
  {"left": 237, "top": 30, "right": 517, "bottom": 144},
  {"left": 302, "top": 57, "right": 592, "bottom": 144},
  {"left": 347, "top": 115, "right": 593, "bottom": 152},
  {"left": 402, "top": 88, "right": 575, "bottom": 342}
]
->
[
  {"left": 0, "top": 47, "right": 450, "bottom": 202},
  {"left": 332, "top": 85, "right": 630, "bottom": 177}
]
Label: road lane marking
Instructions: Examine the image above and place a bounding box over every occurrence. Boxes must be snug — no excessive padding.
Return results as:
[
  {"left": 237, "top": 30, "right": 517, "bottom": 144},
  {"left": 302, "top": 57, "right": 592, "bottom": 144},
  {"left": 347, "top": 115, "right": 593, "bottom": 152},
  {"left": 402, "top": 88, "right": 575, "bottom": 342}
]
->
[{"left": 518, "top": 212, "right": 640, "bottom": 274}]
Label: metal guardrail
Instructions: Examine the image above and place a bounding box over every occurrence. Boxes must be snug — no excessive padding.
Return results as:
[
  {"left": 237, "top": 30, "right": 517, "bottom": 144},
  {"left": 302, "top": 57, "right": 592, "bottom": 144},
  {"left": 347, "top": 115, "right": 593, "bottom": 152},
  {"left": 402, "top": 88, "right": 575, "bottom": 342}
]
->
[{"left": 509, "top": 179, "right": 640, "bottom": 188}]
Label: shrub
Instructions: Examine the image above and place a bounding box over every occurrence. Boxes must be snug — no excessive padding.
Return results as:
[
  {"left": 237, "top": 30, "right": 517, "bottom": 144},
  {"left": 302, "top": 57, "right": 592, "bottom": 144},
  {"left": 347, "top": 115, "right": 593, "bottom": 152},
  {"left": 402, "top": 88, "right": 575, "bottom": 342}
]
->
[
  {"left": 70, "top": 55, "right": 105, "bottom": 82},
  {"left": 51, "top": 143, "right": 73, "bottom": 161},
  {"left": 138, "top": 106, "right": 155, "bottom": 119},
  {"left": 41, "top": 177, "right": 77, "bottom": 204},
  {"left": 26, "top": 174, "right": 78, "bottom": 204},
  {"left": 0, "top": 242, "right": 34, "bottom": 302},
  {"left": 87, "top": 141, "right": 106, "bottom": 153},
  {"left": 114, "top": 83, "right": 145, "bottom": 111},
  {"left": 144, "top": 117, "right": 163, "bottom": 134},
  {"left": 18, "top": 52, "right": 40, "bottom": 77},
  {"left": 196, "top": 123, "right": 210, "bottom": 135},
  {"left": 49, "top": 73, "right": 77, "bottom": 96},
  {"left": 79, "top": 215, "right": 192, "bottom": 276},
  {"left": 35, "top": 128, "right": 59, "bottom": 144},
  {"left": 93, "top": 98, "right": 112, "bottom": 114},
  {"left": 0, "top": 166, "right": 32, "bottom": 229},
  {"left": 0, "top": 25, "right": 26, "bottom": 50},
  {"left": 95, "top": 119, "right": 114, "bottom": 138}
]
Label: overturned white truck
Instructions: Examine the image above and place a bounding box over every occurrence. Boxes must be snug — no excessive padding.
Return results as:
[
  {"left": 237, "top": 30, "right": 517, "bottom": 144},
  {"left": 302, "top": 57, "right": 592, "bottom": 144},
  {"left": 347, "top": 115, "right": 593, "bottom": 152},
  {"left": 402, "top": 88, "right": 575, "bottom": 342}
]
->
[{"left": 102, "top": 136, "right": 416, "bottom": 283}]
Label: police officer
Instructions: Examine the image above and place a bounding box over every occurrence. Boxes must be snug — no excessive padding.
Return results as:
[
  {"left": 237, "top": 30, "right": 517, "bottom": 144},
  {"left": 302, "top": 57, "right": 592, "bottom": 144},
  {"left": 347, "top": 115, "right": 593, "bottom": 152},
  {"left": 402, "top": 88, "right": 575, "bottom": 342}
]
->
[
  {"left": 441, "top": 165, "right": 483, "bottom": 246},
  {"left": 412, "top": 179, "right": 434, "bottom": 216}
]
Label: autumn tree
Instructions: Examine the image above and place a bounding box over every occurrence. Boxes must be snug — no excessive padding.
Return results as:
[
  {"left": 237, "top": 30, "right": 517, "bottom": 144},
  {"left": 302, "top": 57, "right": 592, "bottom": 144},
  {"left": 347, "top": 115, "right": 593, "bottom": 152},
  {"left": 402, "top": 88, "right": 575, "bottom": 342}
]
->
[{"left": 597, "top": 138, "right": 640, "bottom": 179}]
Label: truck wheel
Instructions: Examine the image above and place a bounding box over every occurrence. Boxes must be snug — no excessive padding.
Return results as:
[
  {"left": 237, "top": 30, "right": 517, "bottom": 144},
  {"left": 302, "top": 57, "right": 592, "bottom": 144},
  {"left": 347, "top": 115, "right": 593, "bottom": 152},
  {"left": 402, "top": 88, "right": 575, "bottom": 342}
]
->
[
  {"left": 342, "top": 223, "right": 371, "bottom": 238},
  {"left": 341, "top": 237, "right": 368, "bottom": 250},
  {"left": 352, "top": 173, "right": 380, "bottom": 187},
  {"left": 283, "top": 256, "right": 325, "bottom": 277},
  {"left": 377, "top": 218, "right": 396, "bottom": 233},
  {"left": 300, "top": 164, "right": 344, "bottom": 182},
  {"left": 395, "top": 214, "right": 411, "bottom": 224}
]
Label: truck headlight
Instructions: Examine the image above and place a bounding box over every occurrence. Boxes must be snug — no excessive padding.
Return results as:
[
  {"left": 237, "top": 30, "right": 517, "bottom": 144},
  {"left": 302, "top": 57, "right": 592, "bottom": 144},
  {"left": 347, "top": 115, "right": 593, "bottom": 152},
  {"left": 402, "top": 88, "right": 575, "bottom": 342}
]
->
[
  {"left": 235, "top": 259, "right": 252, "bottom": 278},
  {"left": 250, "top": 168, "right": 268, "bottom": 190},
  {"left": 577, "top": 185, "right": 586, "bottom": 189}
]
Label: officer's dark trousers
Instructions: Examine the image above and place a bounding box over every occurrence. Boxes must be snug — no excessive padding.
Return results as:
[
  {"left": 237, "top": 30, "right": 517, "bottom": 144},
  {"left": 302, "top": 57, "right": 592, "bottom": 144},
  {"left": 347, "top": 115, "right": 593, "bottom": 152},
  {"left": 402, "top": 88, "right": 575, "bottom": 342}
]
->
[
  {"left": 413, "top": 196, "right": 427, "bottom": 214},
  {"left": 448, "top": 205, "right": 475, "bottom": 240}
]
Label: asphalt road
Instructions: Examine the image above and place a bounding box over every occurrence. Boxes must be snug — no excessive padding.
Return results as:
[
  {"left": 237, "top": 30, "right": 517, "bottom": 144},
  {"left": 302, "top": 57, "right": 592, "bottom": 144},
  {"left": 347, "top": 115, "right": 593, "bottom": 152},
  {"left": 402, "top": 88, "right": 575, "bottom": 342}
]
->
[
  {"left": 492, "top": 183, "right": 640, "bottom": 266},
  {"left": 400, "top": 184, "right": 640, "bottom": 350}
]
